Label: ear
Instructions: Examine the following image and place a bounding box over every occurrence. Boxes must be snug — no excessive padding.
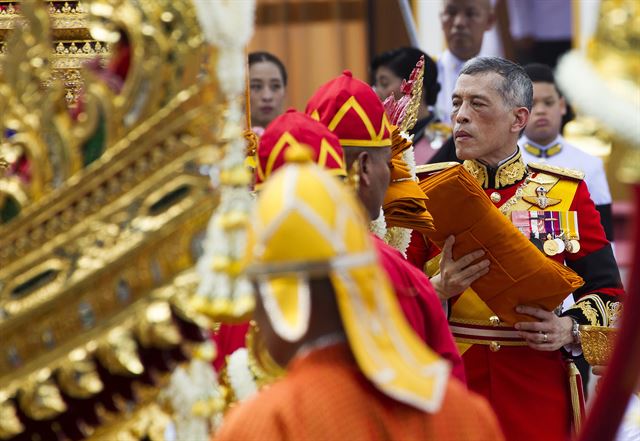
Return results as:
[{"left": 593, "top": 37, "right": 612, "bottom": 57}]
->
[
  {"left": 511, "top": 107, "right": 529, "bottom": 133},
  {"left": 356, "top": 151, "right": 371, "bottom": 188},
  {"left": 559, "top": 96, "right": 567, "bottom": 116}
]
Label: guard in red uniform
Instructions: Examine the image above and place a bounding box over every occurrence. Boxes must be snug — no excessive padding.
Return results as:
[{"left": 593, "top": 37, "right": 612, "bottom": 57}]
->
[
  {"left": 410, "top": 57, "right": 624, "bottom": 441},
  {"left": 214, "top": 108, "right": 465, "bottom": 383}
]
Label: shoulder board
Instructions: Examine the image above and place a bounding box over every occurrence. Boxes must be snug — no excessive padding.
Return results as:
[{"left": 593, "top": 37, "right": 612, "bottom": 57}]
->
[
  {"left": 527, "top": 162, "right": 584, "bottom": 181},
  {"left": 415, "top": 162, "right": 460, "bottom": 176}
]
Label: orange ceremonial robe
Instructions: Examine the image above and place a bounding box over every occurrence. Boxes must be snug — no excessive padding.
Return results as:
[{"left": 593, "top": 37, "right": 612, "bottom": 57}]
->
[{"left": 213, "top": 343, "right": 504, "bottom": 441}]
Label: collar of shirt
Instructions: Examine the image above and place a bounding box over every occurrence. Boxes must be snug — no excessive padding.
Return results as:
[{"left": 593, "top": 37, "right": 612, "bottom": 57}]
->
[{"left": 520, "top": 134, "right": 563, "bottom": 151}]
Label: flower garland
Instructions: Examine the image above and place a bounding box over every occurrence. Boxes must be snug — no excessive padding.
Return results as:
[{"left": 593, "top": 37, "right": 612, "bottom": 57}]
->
[
  {"left": 192, "top": 0, "right": 257, "bottom": 321},
  {"left": 226, "top": 348, "right": 259, "bottom": 402},
  {"left": 162, "top": 342, "right": 224, "bottom": 440},
  {"left": 369, "top": 208, "right": 387, "bottom": 240}
]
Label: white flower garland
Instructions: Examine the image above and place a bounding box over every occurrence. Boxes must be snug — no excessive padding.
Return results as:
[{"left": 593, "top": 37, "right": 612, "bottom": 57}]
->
[
  {"left": 385, "top": 227, "right": 412, "bottom": 257},
  {"left": 164, "top": 352, "right": 224, "bottom": 441},
  {"left": 369, "top": 208, "right": 387, "bottom": 240},
  {"left": 369, "top": 135, "right": 419, "bottom": 257},
  {"left": 556, "top": 51, "right": 640, "bottom": 150},
  {"left": 193, "top": 0, "right": 257, "bottom": 318},
  {"left": 226, "top": 348, "right": 259, "bottom": 402}
]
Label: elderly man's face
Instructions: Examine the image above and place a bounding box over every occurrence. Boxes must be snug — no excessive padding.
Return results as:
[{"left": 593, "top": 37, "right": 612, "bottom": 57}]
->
[
  {"left": 440, "top": 0, "right": 494, "bottom": 61},
  {"left": 451, "top": 72, "right": 527, "bottom": 165}
]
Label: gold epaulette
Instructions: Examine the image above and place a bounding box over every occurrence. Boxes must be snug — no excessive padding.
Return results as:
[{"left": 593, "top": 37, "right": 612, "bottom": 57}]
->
[
  {"left": 415, "top": 161, "right": 460, "bottom": 176},
  {"left": 528, "top": 162, "right": 585, "bottom": 180}
]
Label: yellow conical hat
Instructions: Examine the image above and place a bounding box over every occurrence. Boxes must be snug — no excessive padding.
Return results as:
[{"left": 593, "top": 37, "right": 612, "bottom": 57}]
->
[{"left": 245, "top": 161, "right": 450, "bottom": 412}]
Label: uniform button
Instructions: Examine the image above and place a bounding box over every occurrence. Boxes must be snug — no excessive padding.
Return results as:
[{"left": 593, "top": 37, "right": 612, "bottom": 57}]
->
[
  {"left": 490, "top": 192, "right": 501, "bottom": 203},
  {"left": 489, "top": 341, "right": 501, "bottom": 352},
  {"left": 489, "top": 315, "right": 500, "bottom": 326}
]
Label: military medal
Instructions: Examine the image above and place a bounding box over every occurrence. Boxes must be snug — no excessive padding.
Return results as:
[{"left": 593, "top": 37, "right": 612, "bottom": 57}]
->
[
  {"left": 560, "top": 210, "right": 581, "bottom": 254},
  {"left": 543, "top": 234, "right": 559, "bottom": 255},
  {"left": 566, "top": 239, "right": 581, "bottom": 254},
  {"left": 554, "top": 238, "right": 565, "bottom": 253}
]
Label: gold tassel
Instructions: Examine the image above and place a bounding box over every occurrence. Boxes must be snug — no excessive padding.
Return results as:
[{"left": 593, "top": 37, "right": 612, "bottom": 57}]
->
[{"left": 568, "top": 361, "right": 583, "bottom": 433}]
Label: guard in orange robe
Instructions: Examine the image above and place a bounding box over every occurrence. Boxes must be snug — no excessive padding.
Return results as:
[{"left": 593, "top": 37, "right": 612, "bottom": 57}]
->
[
  {"left": 215, "top": 343, "right": 500, "bottom": 441},
  {"left": 214, "top": 107, "right": 465, "bottom": 382},
  {"left": 213, "top": 160, "right": 503, "bottom": 441}
]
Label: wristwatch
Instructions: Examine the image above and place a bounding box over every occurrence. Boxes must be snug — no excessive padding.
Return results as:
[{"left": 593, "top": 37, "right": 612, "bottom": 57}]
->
[{"left": 570, "top": 317, "right": 582, "bottom": 345}]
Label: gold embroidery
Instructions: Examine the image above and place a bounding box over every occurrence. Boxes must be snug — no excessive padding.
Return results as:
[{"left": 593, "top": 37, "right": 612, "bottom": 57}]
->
[
  {"left": 568, "top": 300, "right": 601, "bottom": 326},
  {"left": 463, "top": 160, "right": 488, "bottom": 188},
  {"left": 496, "top": 154, "right": 527, "bottom": 188},
  {"left": 463, "top": 151, "right": 528, "bottom": 189}
]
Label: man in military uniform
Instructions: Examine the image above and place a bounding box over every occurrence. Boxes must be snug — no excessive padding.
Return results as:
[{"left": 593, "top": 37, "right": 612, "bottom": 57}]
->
[
  {"left": 520, "top": 63, "right": 614, "bottom": 241},
  {"left": 432, "top": 57, "right": 624, "bottom": 441}
]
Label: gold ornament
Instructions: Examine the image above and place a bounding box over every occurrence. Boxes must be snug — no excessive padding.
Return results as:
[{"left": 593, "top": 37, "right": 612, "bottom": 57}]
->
[{"left": 580, "top": 325, "right": 618, "bottom": 366}]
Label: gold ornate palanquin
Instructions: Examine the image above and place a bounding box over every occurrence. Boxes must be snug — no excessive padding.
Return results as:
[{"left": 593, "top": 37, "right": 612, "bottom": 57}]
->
[
  {"left": 0, "top": 0, "right": 225, "bottom": 439},
  {"left": 0, "top": 1, "right": 108, "bottom": 106}
]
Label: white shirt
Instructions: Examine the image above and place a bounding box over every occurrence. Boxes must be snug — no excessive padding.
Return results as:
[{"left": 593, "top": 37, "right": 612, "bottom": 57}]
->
[
  {"left": 519, "top": 134, "right": 612, "bottom": 206},
  {"left": 435, "top": 50, "right": 466, "bottom": 125},
  {"left": 507, "top": 0, "right": 573, "bottom": 41}
]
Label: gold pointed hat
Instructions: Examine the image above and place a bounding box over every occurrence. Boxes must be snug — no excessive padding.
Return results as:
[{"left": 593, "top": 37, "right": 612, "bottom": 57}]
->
[{"left": 245, "top": 160, "right": 450, "bottom": 412}]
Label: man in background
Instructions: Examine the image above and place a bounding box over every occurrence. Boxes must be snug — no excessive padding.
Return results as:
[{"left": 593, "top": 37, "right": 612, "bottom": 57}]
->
[{"left": 435, "top": 0, "right": 495, "bottom": 125}]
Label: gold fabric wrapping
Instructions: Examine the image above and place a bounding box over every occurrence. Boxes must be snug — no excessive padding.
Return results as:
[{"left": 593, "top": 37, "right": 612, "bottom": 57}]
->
[
  {"left": 419, "top": 165, "right": 584, "bottom": 324},
  {"left": 383, "top": 128, "right": 435, "bottom": 234}
]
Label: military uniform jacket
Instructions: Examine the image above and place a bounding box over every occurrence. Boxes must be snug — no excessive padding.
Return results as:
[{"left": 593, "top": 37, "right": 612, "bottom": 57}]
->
[
  {"left": 408, "top": 149, "right": 624, "bottom": 441},
  {"left": 519, "top": 134, "right": 614, "bottom": 240}
]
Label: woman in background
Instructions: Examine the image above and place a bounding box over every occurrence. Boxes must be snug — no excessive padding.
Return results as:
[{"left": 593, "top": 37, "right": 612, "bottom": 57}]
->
[
  {"left": 248, "top": 52, "right": 287, "bottom": 134},
  {"left": 371, "top": 47, "right": 451, "bottom": 164}
]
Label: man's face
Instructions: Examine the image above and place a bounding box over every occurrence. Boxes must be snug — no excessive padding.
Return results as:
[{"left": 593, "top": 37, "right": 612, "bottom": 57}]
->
[
  {"left": 524, "top": 82, "right": 566, "bottom": 145},
  {"left": 440, "top": 0, "right": 494, "bottom": 61},
  {"left": 452, "top": 72, "right": 524, "bottom": 164}
]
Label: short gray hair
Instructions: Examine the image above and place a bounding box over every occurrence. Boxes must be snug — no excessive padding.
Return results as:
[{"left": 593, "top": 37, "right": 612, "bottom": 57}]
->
[{"left": 459, "top": 56, "right": 533, "bottom": 111}]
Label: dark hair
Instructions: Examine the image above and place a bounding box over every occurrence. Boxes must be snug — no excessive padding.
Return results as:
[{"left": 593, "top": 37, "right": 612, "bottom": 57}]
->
[
  {"left": 460, "top": 56, "right": 533, "bottom": 111},
  {"left": 523, "top": 63, "right": 575, "bottom": 127},
  {"left": 524, "top": 63, "right": 562, "bottom": 95},
  {"left": 370, "top": 47, "right": 440, "bottom": 106},
  {"left": 249, "top": 51, "right": 288, "bottom": 86}
]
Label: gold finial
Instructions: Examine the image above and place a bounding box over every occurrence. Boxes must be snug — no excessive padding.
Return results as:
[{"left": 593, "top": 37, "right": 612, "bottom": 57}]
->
[
  {"left": 284, "top": 144, "right": 314, "bottom": 164},
  {"left": 399, "top": 55, "right": 425, "bottom": 133}
]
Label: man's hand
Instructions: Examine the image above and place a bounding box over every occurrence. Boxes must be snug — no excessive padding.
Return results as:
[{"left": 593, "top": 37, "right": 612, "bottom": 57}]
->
[
  {"left": 515, "top": 305, "right": 574, "bottom": 351},
  {"left": 431, "top": 235, "right": 490, "bottom": 301}
]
